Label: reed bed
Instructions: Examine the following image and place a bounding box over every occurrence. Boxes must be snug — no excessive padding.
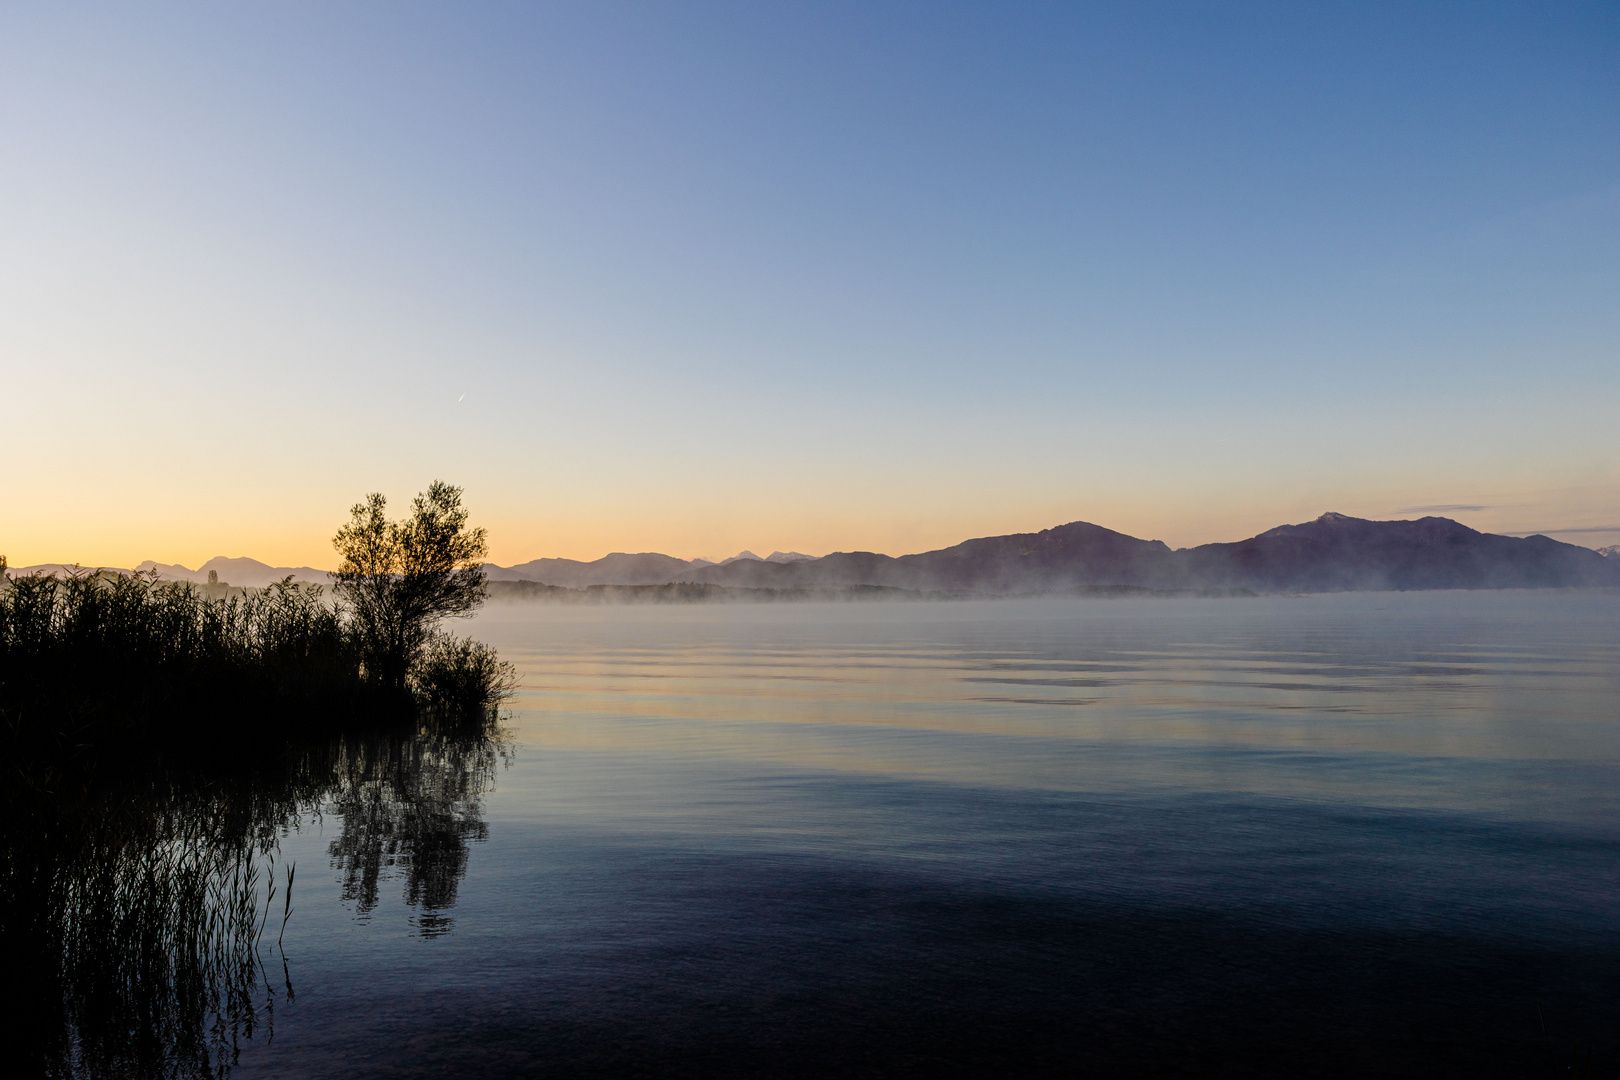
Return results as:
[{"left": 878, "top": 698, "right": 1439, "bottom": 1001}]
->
[
  {"left": 0, "top": 569, "right": 513, "bottom": 756},
  {"left": 0, "top": 568, "right": 514, "bottom": 1078}
]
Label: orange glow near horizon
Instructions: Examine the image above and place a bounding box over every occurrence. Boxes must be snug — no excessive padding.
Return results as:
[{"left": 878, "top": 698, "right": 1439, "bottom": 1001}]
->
[{"left": 6, "top": 472, "right": 1617, "bottom": 572}]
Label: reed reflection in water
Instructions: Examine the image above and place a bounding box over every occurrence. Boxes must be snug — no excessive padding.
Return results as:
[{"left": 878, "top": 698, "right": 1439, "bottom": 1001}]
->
[{"left": 1, "top": 719, "right": 508, "bottom": 1080}]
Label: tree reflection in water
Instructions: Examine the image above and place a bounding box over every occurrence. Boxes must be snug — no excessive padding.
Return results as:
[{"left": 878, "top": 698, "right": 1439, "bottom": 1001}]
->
[
  {"left": 323, "top": 728, "right": 503, "bottom": 937},
  {"left": 1, "top": 717, "right": 508, "bottom": 1079}
]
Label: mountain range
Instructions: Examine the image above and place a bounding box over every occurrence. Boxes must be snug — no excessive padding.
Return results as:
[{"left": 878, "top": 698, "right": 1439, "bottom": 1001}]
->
[
  {"left": 9, "top": 514, "right": 1617, "bottom": 594},
  {"left": 136, "top": 556, "right": 331, "bottom": 587},
  {"left": 672, "top": 514, "right": 1619, "bottom": 594},
  {"left": 4, "top": 557, "right": 330, "bottom": 588},
  {"left": 482, "top": 512, "right": 1619, "bottom": 594}
]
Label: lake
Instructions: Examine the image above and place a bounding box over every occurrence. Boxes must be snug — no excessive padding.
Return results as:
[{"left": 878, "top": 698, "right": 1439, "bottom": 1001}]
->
[{"left": 76, "top": 593, "right": 1620, "bottom": 1075}]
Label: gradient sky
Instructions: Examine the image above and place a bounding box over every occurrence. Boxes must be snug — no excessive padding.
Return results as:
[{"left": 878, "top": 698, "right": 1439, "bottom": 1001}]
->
[{"left": 2, "top": 1, "right": 1617, "bottom": 568}]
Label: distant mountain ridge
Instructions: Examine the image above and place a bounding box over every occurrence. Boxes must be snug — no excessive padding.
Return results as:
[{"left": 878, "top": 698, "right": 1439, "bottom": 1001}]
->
[
  {"left": 483, "top": 552, "right": 702, "bottom": 588},
  {"left": 5, "top": 557, "right": 329, "bottom": 587},
  {"left": 1178, "top": 513, "right": 1614, "bottom": 592},
  {"left": 487, "top": 513, "right": 1620, "bottom": 595},
  {"left": 10, "top": 514, "right": 1616, "bottom": 594},
  {"left": 136, "top": 557, "right": 329, "bottom": 587}
]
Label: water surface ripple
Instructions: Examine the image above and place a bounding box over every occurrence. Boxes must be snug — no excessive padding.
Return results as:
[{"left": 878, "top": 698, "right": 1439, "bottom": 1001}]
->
[{"left": 237, "top": 592, "right": 1620, "bottom": 1078}]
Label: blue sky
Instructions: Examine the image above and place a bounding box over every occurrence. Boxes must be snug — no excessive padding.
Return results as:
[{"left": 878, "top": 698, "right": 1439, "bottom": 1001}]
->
[{"left": 2, "top": 2, "right": 1617, "bottom": 565}]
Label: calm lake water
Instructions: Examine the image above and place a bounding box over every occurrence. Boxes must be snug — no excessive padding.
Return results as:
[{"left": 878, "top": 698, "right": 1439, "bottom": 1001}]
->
[{"left": 227, "top": 592, "right": 1619, "bottom": 1077}]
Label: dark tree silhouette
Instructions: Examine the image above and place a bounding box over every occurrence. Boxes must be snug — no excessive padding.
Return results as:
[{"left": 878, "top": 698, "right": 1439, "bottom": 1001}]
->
[{"left": 331, "top": 482, "right": 489, "bottom": 692}]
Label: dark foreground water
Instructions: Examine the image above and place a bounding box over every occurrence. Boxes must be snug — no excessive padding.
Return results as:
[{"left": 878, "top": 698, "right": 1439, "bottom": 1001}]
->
[{"left": 46, "top": 593, "right": 1620, "bottom": 1076}]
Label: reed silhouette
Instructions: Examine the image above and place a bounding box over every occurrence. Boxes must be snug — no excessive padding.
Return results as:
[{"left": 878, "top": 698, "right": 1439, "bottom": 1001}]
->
[
  {"left": 0, "top": 518, "right": 514, "bottom": 1078},
  {"left": 1, "top": 570, "right": 365, "bottom": 750}
]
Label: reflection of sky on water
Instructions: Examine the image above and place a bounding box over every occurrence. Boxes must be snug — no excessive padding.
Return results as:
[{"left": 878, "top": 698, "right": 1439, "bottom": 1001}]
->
[
  {"left": 230, "top": 592, "right": 1620, "bottom": 1077},
  {"left": 477, "top": 593, "right": 1620, "bottom": 825}
]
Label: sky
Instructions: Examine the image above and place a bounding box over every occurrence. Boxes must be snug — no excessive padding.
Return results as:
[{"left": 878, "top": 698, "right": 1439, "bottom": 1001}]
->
[{"left": 2, "top": 1, "right": 1617, "bottom": 568}]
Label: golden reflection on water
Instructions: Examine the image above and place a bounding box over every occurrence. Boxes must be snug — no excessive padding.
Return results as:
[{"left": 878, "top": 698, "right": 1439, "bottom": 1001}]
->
[{"left": 468, "top": 593, "right": 1620, "bottom": 816}]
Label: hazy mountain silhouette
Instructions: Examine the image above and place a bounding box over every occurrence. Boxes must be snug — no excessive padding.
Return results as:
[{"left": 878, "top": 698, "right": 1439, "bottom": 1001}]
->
[
  {"left": 135, "top": 556, "right": 329, "bottom": 586},
  {"left": 481, "top": 552, "right": 705, "bottom": 588},
  {"left": 6, "top": 563, "right": 137, "bottom": 578},
  {"left": 490, "top": 514, "right": 1618, "bottom": 595},
  {"left": 6, "top": 557, "right": 328, "bottom": 586},
  {"left": 12, "top": 514, "right": 1614, "bottom": 596},
  {"left": 1180, "top": 513, "right": 1618, "bottom": 592}
]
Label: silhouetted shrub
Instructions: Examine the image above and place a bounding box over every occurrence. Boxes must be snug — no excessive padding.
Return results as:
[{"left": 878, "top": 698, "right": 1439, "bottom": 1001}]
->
[
  {"left": 330, "top": 482, "right": 489, "bottom": 692},
  {"left": 412, "top": 633, "right": 517, "bottom": 723}
]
